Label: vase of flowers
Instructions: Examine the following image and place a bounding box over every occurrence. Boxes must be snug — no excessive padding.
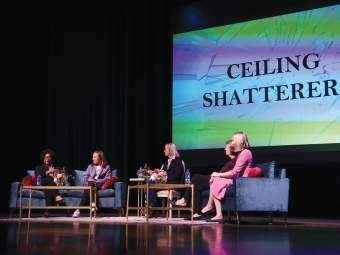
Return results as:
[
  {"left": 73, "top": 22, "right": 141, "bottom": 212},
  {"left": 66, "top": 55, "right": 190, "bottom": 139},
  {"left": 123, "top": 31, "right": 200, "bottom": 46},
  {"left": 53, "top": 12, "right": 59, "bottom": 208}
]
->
[
  {"left": 150, "top": 168, "right": 168, "bottom": 184},
  {"left": 54, "top": 168, "right": 69, "bottom": 186},
  {"left": 136, "top": 164, "right": 153, "bottom": 181},
  {"left": 139, "top": 164, "right": 167, "bottom": 184}
]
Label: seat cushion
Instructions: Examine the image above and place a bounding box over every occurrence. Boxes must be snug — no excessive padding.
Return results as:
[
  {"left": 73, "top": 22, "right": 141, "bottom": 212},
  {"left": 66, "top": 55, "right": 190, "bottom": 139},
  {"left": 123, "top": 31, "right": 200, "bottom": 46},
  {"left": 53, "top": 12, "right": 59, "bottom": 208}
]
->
[
  {"left": 21, "top": 189, "right": 45, "bottom": 199},
  {"left": 157, "top": 190, "right": 181, "bottom": 198},
  {"left": 256, "top": 161, "right": 277, "bottom": 178},
  {"left": 65, "top": 189, "right": 84, "bottom": 197},
  {"left": 98, "top": 189, "right": 115, "bottom": 197}
]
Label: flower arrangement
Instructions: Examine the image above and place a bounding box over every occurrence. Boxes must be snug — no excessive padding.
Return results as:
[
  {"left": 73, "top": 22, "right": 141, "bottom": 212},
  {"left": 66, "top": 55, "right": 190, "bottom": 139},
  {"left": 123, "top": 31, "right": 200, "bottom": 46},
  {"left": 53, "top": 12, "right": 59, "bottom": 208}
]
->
[
  {"left": 150, "top": 168, "right": 168, "bottom": 184},
  {"left": 54, "top": 168, "right": 69, "bottom": 186},
  {"left": 137, "top": 164, "right": 167, "bottom": 183},
  {"left": 137, "top": 163, "right": 153, "bottom": 177}
]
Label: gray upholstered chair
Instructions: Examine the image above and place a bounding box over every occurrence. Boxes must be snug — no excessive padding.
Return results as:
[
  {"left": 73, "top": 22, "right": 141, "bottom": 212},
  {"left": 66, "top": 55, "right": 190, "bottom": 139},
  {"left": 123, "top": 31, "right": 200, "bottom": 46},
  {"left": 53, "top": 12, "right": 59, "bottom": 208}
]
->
[{"left": 201, "top": 160, "right": 290, "bottom": 225}]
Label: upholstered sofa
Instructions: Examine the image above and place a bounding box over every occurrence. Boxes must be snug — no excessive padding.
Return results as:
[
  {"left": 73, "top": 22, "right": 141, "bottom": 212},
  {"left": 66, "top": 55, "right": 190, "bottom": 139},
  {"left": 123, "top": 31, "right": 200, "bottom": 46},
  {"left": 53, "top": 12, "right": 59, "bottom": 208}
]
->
[
  {"left": 9, "top": 169, "right": 127, "bottom": 218},
  {"left": 200, "top": 160, "right": 290, "bottom": 224}
]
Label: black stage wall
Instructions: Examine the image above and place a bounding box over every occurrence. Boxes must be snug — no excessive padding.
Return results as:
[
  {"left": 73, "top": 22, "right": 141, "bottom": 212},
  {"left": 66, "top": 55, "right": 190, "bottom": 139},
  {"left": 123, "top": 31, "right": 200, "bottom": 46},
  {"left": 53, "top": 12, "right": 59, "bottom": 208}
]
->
[{"left": 4, "top": 0, "right": 339, "bottom": 218}]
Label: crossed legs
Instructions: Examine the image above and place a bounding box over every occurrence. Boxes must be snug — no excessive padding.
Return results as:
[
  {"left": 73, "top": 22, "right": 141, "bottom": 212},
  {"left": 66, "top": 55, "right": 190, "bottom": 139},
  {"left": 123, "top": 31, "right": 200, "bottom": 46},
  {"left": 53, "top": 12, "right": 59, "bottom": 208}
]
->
[{"left": 174, "top": 173, "right": 211, "bottom": 217}]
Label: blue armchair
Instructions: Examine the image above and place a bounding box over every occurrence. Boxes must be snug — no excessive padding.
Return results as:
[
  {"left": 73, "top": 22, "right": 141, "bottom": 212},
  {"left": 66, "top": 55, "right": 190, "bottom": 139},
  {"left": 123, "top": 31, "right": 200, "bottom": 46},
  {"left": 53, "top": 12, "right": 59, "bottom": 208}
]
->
[{"left": 201, "top": 161, "right": 290, "bottom": 224}]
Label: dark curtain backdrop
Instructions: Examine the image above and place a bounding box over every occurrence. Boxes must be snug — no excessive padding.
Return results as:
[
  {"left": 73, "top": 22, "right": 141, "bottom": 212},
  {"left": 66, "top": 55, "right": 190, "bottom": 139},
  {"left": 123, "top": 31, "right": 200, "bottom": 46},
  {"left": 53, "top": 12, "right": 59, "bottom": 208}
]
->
[
  {"left": 5, "top": 0, "right": 191, "bottom": 213},
  {"left": 45, "top": 0, "right": 175, "bottom": 180}
]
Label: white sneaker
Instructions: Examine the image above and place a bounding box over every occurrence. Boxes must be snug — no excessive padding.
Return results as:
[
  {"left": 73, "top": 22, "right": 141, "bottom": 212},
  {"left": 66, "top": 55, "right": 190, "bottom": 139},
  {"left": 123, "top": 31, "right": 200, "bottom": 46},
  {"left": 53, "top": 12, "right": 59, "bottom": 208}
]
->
[{"left": 72, "top": 210, "right": 80, "bottom": 218}]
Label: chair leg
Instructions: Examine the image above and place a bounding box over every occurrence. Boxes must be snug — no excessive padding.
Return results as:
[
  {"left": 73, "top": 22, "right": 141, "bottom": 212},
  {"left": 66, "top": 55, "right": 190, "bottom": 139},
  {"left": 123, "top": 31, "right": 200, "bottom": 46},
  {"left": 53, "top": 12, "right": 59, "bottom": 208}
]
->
[
  {"left": 161, "top": 199, "right": 165, "bottom": 217},
  {"left": 10, "top": 208, "right": 18, "bottom": 218},
  {"left": 235, "top": 211, "right": 241, "bottom": 224},
  {"left": 113, "top": 208, "right": 124, "bottom": 217},
  {"left": 281, "top": 212, "right": 287, "bottom": 225},
  {"left": 268, "top": 211, "right": 273, "bottom": 224}
]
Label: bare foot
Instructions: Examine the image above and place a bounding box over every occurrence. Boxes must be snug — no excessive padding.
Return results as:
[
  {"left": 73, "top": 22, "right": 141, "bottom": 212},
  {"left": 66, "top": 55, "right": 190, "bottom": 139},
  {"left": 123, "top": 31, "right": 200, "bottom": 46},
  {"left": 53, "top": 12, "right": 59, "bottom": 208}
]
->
[{"left": 193, "top": 213, "right": 201, "bottom": 217}]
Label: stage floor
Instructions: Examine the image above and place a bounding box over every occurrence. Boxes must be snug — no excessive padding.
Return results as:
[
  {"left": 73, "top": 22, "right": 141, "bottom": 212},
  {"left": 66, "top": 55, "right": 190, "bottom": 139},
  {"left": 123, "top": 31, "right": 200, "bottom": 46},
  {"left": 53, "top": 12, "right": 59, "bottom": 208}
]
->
[
  {"left": 1, "top": 211, "right": 340, "bottom": 228},
  {"left": 1, "top": 212, "right": 339, "bottom": 255}
]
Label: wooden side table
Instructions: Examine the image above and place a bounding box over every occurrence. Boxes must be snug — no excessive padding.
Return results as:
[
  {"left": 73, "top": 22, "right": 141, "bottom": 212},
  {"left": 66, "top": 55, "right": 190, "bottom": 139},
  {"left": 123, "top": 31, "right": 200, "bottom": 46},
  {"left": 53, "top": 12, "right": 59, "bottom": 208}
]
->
[
  {"left": 20, "top": 185, "right": 97, "bottom": 219},
  {"left": 126, "top": 183, "right": 194, "bottom": 222}
]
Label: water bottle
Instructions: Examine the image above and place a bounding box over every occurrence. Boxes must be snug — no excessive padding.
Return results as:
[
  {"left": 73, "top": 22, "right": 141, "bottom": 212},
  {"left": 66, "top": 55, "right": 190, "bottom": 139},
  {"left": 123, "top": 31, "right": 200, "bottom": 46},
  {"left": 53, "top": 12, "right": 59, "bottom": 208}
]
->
[
  {"left": 82, "top": 176, "right": 88, "bottom": 186},
  {"left": 185, "top": 169, "right": 190, "bottom": 185},
  {"left": 137, "top": 167, "right": 143, "bottom": 178},
  {"left": 36, "top": 174, "right": 42, "bottom": 186}
]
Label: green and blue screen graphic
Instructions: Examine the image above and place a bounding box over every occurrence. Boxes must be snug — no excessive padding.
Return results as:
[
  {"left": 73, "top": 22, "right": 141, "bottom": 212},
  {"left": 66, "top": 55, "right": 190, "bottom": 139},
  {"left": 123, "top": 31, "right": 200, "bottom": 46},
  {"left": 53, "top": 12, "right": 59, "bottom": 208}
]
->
[{"left": 172, "top": 4, "right": 340, "bottom": 150}]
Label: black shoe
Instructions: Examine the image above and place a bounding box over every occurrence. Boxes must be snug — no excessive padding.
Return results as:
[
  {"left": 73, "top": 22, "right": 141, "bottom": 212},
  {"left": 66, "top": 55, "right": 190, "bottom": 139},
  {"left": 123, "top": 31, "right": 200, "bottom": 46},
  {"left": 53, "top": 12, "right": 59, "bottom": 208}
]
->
[
  {"left": 55, "top": 199, "right": 67, "bottom": 206},
  {"left": 205, "top": 218, "right": 225, "bottom": 223},
  {"left": 184, "top": 216, "right": 202, "bottom": 221},
  {"left": 43, "top": 211, "right": 50, "bottom": 218}
]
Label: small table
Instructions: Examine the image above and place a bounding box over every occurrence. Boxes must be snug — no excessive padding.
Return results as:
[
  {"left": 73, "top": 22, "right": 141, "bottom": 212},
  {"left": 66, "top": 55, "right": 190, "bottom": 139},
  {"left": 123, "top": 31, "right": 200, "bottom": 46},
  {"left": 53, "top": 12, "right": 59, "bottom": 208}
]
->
[
  {"left": 126, "top": 183, "right": 194, "bottom": 222},
  {"left": 19, "top": 185, "right": 97, "bottom": 219},
  {"left": 129, "top": 178, "right": 145, "bottom": 216}
]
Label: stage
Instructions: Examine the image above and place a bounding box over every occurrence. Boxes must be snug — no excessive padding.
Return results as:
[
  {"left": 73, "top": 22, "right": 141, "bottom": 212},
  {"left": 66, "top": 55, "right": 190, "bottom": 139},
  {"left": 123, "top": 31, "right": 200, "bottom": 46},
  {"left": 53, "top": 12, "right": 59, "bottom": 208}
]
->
[{"left": 1, "top": 212, "right": 339, "bottom": 255}]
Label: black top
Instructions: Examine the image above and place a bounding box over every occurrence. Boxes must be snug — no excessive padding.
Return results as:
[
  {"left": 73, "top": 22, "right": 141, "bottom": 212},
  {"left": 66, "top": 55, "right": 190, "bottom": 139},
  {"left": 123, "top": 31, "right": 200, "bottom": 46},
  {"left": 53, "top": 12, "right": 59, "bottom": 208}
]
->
[
  {"left": 34, "top": 164, "right": 61, "bottom": 186},
  {"left": 162, "top": 156, "right": 184, "bottom": 184}
]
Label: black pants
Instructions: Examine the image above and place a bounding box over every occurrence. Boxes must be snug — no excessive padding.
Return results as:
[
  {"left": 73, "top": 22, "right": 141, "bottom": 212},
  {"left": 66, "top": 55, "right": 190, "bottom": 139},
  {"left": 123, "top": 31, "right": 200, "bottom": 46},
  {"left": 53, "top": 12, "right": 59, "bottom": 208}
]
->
[
  {"left": 42, "top": 175, "right": 61, "bottom": 210},
  {"left": 182, "top": 173, "right": 210, "bottom": 214},
  {"left": 79, "top": 181, "right": 98, "bottom": 211}
]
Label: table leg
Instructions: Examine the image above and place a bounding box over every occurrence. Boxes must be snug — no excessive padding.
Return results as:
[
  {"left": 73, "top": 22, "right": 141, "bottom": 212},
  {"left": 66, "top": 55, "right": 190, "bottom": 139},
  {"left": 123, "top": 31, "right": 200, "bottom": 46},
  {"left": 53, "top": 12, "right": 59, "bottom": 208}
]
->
[
  {"left": 90, "top": 188, "right": 92, "bottom": 220},
  {"left": 191, "top": 184, "right": 194, "bottom": 222},
  {"left": 19, "top": 185, "right": 23, "bottom": 219},
  {"left": 28, "top": 189, "right": 32, "bottom": 219},
  {"left": 126, "top": 186, "right": 131, "bottom": 220},
  {"left": 146, "top": 184, "right": 149, "bottom": 222},
  {"left": 168, "top": 190, "right": 172, "bottom": 219},
  {"left": 94, "top": 187, "right": 97, "bottom": 218},
  {"left": 137, "top": 181, "right": 142, "bottom": 216}
]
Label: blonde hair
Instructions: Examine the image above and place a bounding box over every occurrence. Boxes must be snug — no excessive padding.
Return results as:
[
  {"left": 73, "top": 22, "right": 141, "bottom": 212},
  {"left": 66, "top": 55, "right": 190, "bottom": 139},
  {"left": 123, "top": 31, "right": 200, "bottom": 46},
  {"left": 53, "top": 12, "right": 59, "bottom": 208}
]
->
[
  {"left": 93, "top": 150, "right": 108, "bottom": 167},
  {"left": 232, "top": 132, "right": 250, "bottom": 152},
  {"left": 226, "top": 140, "right": 237, "bottom": 156},
  {"left": 165, "top": 143, "right": 180, "bottom": 157}
]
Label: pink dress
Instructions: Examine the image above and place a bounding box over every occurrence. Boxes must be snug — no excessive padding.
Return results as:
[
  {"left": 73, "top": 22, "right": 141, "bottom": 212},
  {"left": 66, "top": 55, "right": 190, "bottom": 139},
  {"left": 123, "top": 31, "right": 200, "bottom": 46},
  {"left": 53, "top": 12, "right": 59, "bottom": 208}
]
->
[{"left": 210, "top": 149, "right": 253, "bottom": 199}]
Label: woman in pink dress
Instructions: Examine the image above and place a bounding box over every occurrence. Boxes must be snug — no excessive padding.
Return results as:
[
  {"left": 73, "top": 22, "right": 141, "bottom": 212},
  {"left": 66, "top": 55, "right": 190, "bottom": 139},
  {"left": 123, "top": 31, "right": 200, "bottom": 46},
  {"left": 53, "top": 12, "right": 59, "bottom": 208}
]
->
[{"left": 203, "top": 131, "right": 254, "bottom": 223}]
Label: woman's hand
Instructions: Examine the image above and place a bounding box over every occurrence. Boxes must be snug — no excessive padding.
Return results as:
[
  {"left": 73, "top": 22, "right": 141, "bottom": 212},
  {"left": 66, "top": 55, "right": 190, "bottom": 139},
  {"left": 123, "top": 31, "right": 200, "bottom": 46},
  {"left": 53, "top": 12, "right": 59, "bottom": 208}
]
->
[
  {"left": 210, "top": 172, "right": 219, "bottom": 177},
  {"left": 47, "top": 166, "right": 57, "bottom": 175},
  {"left": 88, "top": 178, "right": 98, "bottom": 183}
]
